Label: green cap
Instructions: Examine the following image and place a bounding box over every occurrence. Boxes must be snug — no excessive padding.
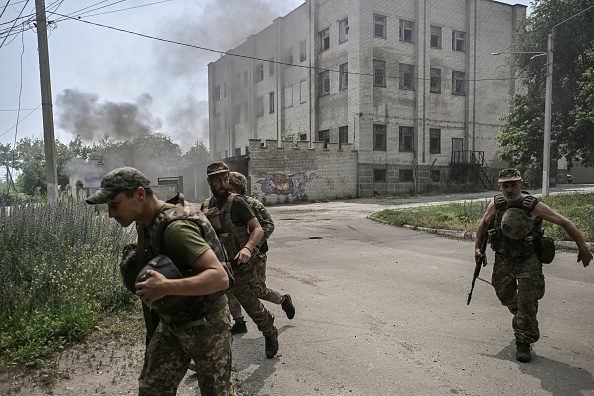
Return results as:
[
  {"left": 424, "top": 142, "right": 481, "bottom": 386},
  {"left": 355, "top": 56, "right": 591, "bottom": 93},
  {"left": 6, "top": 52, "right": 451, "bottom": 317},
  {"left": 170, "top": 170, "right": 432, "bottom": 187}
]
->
[
  {"left": 498, "top": 168, "right": 522, "bottom": 183},
  {"left": 86, "top": 167, "right": 150, "bottom": 204},
  {"left": 207, "top": 161, "right": 229, "bottom": 176}
]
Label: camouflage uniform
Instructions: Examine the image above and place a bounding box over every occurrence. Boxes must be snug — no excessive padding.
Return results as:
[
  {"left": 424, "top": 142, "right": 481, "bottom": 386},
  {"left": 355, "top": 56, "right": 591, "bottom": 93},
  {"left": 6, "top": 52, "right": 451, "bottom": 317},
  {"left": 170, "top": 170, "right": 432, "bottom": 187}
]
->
[
  {"left": 228, "top": 194, "right": 284, "bottom": 320},
  {"left": 489, "top": 181, "right": 545, "bottom": 345}
]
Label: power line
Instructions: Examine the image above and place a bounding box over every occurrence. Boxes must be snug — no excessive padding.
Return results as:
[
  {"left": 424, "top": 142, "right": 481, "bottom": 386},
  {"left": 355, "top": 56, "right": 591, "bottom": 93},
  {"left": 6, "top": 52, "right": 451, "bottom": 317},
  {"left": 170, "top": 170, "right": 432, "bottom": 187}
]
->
[{"left": 0, "top": 0, "right": 27, "bottom": 48}]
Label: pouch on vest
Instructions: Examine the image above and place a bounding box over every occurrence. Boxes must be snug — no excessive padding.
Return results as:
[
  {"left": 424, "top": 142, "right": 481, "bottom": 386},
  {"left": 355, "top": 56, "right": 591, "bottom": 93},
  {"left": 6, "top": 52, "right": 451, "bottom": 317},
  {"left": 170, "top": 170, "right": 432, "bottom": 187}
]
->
[
  {"left": 205, "top": 207, "right": 223, "bottom": 230},
  {"left": 538, "top": 236, "right": 555, "bottom": 264}
]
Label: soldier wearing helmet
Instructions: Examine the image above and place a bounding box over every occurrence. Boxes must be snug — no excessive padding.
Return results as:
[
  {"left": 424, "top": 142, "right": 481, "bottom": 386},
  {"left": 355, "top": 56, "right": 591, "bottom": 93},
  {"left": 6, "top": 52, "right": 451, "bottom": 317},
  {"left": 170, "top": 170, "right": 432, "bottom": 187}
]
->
[
  {"left": 226, "top": 172, "right": 295, "bottom": 334},
  {"left": 475, "top": 168, "right": 592, "bottom": 363}
]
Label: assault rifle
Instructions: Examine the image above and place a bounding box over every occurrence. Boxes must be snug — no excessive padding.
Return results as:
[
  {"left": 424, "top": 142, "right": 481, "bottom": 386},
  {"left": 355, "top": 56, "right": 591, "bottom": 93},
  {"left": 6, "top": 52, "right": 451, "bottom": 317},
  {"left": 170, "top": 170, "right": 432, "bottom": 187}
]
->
[{"left": 467, "top": 229, "right": 489, "bottom": 305}]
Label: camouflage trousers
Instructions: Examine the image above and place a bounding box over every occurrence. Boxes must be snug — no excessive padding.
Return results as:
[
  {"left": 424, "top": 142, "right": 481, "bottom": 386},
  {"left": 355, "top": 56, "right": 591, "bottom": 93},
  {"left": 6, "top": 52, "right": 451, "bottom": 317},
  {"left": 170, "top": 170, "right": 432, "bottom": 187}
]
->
[
  {"left": 228, "top": 253, "right": 284, "bottom": 320},
  {"left": 139, "top": 305, "right": 235, "bottom": 396},
  {"left": 492, "top": 253, "right": 545, "bottom": 344},
  {"left": 228, "top": 259, "right": 276, "bottom": 336}
]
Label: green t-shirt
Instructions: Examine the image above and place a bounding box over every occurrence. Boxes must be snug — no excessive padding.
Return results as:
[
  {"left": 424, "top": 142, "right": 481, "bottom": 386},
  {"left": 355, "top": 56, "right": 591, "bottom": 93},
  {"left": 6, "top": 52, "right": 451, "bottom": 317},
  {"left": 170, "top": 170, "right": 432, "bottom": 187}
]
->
[{"left": 154, "top": 204, "right": 228, "bottom": 311}]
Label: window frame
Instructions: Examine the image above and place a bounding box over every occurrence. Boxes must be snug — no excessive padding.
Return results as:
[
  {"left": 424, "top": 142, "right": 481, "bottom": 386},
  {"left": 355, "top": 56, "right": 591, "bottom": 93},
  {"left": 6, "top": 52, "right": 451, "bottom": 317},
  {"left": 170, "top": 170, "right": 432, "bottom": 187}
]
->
[
  {"left": 339, "top": 18, "right": 349, "bottom": 44},
  {"left": 373, "top": 14, "right": 386, "bottom": 38},
  {"left": 430, "top": 68, "right": 441, "bottom": 93},
  {"left": 430, "top": 26, "right": 442, "bottom": 49},
  {"left": 373, "top": 124, "right": 387, "bottom": 151},
  {"left": 373, "top": 59, "right": 386, "bottom": 87},
  {"left": 339, "top": 62, "right": 348, "bottom": 90},
  {"left": 399, "top": 63, "right": 415, "bottom": 90},
  {"left": 285, "top": 48, "right": 293, "bottom": 66},
  {"left": 319, "top": 28, "right": 330, "bottom": 52},
  {"left": 399, "top": 126, "right": 414, "bottom": 152},
  {"left": 374, "top": 169, "right": 386, "bottom": 183},
  {"left": 399, "top": 169, "right": 414, "bottom": 182},
  {"left": 452, "top": 30, "right": 466, "bottom": 52},
  {"left": 299, "top": 40, "right": 307, "bottom": 62},
  {"left": 399, "top": 20, "right": 414, "bottom": 43},
  {"left": 255, "top": 63, "right": 264, "bottom": 82},
  {"left": 269, "top": 91, "right": 275, "bottom": 113},
  {"left": 452, "top": 71, "right": 466, "bottom": 95},
  {"left": 339, "top": 125, "right": 348, "bottom": 148},
  {"left": 319, "top": 70, "right": 330, "bottom": 95},
  {"left": 429, "top": 128, "right": 441, "bottom": 153}
]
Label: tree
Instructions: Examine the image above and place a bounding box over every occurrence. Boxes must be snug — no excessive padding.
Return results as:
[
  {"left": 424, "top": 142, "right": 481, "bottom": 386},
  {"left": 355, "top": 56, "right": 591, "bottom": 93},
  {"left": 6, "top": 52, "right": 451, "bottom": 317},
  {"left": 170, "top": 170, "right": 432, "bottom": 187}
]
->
[
  {"left": 498, "top": 0, "right": 594, "bottom": 185},
  {"left": 570, "top": 49, "right": 594, "bottom": 167},
  {"left": 182, "top": 140, "right": 210, "bottom": 165}
]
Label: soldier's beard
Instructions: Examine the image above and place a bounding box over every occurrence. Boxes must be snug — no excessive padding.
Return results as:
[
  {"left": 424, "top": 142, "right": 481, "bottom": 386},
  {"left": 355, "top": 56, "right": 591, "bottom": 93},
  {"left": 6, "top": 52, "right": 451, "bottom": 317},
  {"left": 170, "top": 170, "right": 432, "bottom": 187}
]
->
[{"left": 211, "top": 186, "right": 228, "bottom": 199}]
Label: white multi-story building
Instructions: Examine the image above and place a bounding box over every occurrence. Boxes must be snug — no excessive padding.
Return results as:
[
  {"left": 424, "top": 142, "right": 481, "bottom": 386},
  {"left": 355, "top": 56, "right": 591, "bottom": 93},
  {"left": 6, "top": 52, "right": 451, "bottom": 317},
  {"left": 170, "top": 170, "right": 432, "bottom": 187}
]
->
[{"left": 208, "top": 0, "right": 527, "bottom": 197}]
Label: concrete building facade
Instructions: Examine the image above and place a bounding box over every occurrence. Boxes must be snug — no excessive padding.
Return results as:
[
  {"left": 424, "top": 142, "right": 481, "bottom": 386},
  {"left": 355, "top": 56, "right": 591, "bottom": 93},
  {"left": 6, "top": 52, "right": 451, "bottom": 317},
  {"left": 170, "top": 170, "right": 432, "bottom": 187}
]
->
[{"left": 208, "top": 0, "right": 527, "bottom": 199}]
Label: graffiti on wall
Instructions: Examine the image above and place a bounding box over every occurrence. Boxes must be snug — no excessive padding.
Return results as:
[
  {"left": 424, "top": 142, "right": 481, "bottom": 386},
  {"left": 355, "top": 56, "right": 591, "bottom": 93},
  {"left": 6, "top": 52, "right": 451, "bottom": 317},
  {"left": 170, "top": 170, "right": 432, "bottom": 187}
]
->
[{"left": 257, "top": 172, "right": 316, "bottom": 196}]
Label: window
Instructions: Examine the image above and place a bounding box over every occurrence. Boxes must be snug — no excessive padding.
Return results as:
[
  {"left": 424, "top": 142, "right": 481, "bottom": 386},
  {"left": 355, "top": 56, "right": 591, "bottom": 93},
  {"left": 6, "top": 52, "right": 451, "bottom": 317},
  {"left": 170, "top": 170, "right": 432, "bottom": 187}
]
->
[
  {"left": 374, "top": 169, "right": 386, "bottom": 182},
  {"left": 399, "top": 169, "right": 413, "bottom": 182},
  {"left": 299, "top": 40, "right": 307, "bottom": 62},
  {"left": 269, "top": 91, "right": 275, "bottom": 113},
  {"left": 339, "top": 62, "right": 348, "bottom": 89},
  {"left": 300, "top": 80, "right": 308, "bottom": 103},
  {"left": 399, "top": 63, "right": 414, "bottom": 90},
  {"left": 373, "top": 59, "right": 386, "bottom": 86},
  {"left": 430, "top": 128, "right": 441, "bottom": 153},
  {"left": 255, "top": 63, "right": 264, "bottom": 82},
  {"left": 430, "top": 26, "right": 442, "bottom": 48},
  {"left": 430, "top": 68, "right": 441, "bottom": 93},
  {"left": 318, "top": 129, "right": 330, "bottom": 148},
  {"left": 320, "top": 28, "right": 330, "bottom": 52},
  {"left": 431, "top": 169, "right": 441, "bottom": 182},
  {"left": 284, "top": 85, "right": 293, "bottom": 108},
  {"left": 339, "top": 125, "right": 348, "bottom": 148},
  {"left": 319, "top": 70, "right": 330, "bottom": 95},
  {"left": 452, "top": 31, "right": 466, "bottom": 52},
  {"left": 286, "top": 48, "right": 293, "bottom": 66},
  {"left": 399, "top": 20, "right": 414, "bottom": 43},
  {"left": 269, "top": 57, "right": 274, "bottom": 76},
  {"left": 374, "top": 14, "right": 386, "bottom": 38},
  {"left": 452, "top": 71, "right": 466, "bottom": 95},
  {"left": 399, "top": 126, "right": 414, "bottom": 152},
  {"left": 256, "top": 96, "right": 264, "bottom": 117},
  {"left": 373, "top": 124, "right": 386, "bottom": 151},
  {"left": 213, "top": 85, "right": 221, "bottom": 101},
  {"left": 300, "top": 133, "right": 307, "bottom": 141},
  {"left": 339, "top": 18, "right": 349, "bottom": 43}
]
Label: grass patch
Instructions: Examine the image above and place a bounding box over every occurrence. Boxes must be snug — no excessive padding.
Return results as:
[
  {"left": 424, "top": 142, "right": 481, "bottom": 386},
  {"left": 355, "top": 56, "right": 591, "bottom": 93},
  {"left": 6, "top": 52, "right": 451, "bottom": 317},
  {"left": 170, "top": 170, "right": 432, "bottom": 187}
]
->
[
  {"left": 370, "top": 192, "right": 594, "bottom": 242},
  {"left": 0, "top": 200, "right": 136, "bottom": 366}
]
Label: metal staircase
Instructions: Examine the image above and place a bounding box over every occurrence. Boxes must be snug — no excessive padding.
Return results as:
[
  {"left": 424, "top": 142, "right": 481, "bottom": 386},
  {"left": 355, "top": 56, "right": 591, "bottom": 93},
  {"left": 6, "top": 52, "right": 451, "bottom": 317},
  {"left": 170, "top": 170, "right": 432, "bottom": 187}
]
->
[{"left": 451, "top": 150, "right": 496, "bottom": 189}]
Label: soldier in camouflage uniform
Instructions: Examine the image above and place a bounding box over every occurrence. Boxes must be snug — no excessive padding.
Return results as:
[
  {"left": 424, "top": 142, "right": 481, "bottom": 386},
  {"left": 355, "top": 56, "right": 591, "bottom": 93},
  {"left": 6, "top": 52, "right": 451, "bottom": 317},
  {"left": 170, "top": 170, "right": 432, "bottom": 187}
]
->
[
  {"left": 475, "top": 168, "right": 592, "bottom": 363},
  {"left": 226, "top": 172, "right": 295, "bottom": 334},
  {"left": 202, "top": 162, "right": 280, "bottom": 358},
  {"left": 86, "top": 167, "right": 235, "bottom": 396}
]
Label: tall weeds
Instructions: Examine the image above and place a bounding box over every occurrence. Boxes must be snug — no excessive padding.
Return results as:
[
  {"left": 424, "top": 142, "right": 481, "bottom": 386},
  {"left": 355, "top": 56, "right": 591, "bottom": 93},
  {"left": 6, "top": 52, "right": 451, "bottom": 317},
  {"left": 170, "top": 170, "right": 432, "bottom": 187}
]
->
[{"left": 0, "top": 200, "right": 136, "bottom": 365}]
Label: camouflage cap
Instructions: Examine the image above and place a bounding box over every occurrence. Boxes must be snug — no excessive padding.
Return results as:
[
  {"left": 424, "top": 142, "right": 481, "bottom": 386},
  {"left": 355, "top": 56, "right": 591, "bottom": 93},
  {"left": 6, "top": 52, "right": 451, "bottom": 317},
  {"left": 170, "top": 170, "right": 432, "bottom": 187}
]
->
[
  {"left": 228, "top": 172, "right": 247, "bottom": 194},
  {"left": 498, "top": 168, "right": 522, "bottom": 183},
  {"left": 85, "top": 167, "right": 150, "bottom": 204},
  {"left": 206, "top": 161, "right": 229, "bottom": 176}
]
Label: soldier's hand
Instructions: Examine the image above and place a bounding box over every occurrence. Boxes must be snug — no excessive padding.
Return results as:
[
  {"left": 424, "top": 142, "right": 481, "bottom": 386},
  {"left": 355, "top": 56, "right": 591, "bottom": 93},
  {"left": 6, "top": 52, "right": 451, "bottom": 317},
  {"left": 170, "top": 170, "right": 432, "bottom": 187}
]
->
[
  {"left": 578, "top": 249, "right": 593, "bottom": 268},
  {"left": 136, "top": 270, "right": 168, "bottom": 306},
  {"left": 234, "top": 247, "right": 251, "bottom": 265}
]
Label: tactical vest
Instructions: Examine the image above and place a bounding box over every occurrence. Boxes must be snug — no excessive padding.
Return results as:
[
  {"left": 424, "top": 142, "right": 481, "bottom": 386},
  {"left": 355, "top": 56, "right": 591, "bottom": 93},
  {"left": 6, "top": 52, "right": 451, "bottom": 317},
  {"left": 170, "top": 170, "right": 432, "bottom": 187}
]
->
[
  {"left": 489, "top": 192, "right": 542, "bottom": 257},
  {"left": 203, "top": 193, "right": 250, "bottom": 267},
  {"left": 244, "top": 195, "right": 272, "bottom": 254},
  {"left": 140, "top": 195, "right": 232, "bottom": 317}
]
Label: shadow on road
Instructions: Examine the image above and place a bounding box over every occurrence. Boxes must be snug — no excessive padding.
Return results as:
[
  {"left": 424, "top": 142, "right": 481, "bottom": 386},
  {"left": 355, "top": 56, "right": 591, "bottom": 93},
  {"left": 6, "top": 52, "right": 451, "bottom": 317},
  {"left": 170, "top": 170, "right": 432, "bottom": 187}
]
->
[{"left": 481, "top": 340, "right": 594, "bottom": 396}]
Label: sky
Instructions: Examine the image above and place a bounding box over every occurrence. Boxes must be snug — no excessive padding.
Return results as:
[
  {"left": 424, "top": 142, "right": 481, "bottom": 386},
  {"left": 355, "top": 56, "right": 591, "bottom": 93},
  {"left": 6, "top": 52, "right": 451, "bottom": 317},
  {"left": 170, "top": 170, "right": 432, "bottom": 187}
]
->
[{"left": 0, "top": 0, "right": 532, "bottom": 152}]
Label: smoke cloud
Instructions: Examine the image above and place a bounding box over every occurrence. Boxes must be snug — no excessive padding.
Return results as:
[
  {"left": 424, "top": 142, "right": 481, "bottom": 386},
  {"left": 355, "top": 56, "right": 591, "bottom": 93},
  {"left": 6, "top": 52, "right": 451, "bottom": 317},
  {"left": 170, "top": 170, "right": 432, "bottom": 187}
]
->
[{"left": 55, "top": 89, "right": 162, "bottom": 143}]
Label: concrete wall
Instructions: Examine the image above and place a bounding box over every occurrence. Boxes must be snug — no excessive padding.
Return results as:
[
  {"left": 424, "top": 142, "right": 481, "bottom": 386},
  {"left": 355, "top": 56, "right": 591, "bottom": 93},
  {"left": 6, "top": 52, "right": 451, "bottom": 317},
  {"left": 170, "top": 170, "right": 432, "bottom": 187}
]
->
[{"left": 247, "top": 138, "right": 357, "bottom": 203}]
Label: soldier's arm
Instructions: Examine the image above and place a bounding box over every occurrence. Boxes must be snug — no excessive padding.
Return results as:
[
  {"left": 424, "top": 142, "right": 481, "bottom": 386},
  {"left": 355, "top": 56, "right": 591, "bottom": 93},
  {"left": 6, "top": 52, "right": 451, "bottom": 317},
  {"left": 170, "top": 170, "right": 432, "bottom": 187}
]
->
[
  {"left": 475, "top": 201, "right": 496, "bottom": 258},
  {"left": 252, "top": 201, "right": 274, "bottom": 245},
  {"left": 532, "top": 202, "right": 592, "bottom": 267}
]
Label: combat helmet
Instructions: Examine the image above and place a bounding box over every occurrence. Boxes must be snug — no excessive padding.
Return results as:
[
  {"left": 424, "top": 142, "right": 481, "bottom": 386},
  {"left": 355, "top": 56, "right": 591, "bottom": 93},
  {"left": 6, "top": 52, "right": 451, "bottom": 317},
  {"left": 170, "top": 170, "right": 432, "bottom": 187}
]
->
[
  {"left": 501, "top": 208, "right": 533, "bottom": 239},
  {"left": 229, "top": 172, "right": 247, "bottom": 195}
]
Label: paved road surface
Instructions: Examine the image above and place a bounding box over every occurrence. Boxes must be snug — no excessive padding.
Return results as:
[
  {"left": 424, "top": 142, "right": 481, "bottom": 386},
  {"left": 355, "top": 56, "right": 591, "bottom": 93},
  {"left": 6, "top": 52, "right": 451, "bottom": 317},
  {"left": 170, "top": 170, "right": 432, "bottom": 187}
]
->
[{"left": 220, "top": 185, "right": 594, "bottom": 395}]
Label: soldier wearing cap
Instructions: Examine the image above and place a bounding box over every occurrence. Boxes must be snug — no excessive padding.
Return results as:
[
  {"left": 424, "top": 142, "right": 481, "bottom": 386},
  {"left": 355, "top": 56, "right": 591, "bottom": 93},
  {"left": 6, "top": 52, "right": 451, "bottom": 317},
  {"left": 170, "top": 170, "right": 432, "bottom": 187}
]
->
[
  {"left": 202, "top": 162, "right": 280, "bottom": 359},
  {"left": 226, "top": 172, "right": 295, "bottom": 334},
  {"left": 475, "top": 168, "right": 592, "bottom": 363},
  {"left": 86, "top": 167, "right": 235, "bottom": 396}
]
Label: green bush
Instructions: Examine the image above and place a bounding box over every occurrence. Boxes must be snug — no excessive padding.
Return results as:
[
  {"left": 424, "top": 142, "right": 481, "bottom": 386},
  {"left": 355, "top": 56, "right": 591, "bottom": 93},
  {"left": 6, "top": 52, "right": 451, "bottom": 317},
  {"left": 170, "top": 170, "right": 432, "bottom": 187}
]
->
[{"left": 0, "top": 201, "right": 136, "bottom": 365}]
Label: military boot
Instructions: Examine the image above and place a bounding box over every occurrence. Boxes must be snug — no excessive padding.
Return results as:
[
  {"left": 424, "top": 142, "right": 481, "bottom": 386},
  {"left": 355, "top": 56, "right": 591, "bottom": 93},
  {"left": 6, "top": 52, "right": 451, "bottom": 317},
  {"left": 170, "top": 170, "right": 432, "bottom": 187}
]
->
[
  {"left": 516, "top": 342, "right": 532, "bottom": 363},
  {"left": 265, "top": 328, "right": 279, "bottom": 358},
  {"left": 231, "top": 320, "right": 247, "bottom": 334},
  {"left": 281, "top": 294, "right": 295, "bottom": 320}
]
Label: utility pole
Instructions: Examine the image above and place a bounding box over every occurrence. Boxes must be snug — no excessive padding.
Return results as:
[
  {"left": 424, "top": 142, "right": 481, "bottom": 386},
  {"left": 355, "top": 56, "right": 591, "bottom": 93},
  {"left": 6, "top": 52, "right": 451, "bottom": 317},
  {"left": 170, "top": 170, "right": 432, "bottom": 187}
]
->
[
  {"left": 541, "top": 32, "right": 553, "bottom": 197},
  {"left": 35, "top": 0, "right": 58, "bottom": 203}
]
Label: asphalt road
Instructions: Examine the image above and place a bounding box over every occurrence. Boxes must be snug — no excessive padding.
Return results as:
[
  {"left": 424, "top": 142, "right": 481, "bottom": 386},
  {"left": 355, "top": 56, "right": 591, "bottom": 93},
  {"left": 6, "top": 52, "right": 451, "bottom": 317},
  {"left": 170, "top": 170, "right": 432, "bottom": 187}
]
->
[{"left": 220, "top": 186, "right": 594, "bottom": 396}]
